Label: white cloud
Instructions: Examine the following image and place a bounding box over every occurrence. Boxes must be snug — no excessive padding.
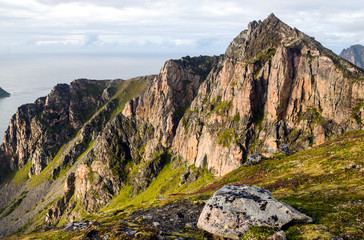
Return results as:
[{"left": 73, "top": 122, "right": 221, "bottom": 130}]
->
[{"left": 0, "top": 0, "right": 363, "bottom": 55}]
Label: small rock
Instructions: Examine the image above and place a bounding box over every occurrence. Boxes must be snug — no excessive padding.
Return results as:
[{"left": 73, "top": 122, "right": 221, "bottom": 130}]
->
[
  {"left": 267, "top": 230, "right": 287, "bottom": 240},
  {"left": 185, "top": 222, "right": 196, "bottom": 228},
  {"left": 158, "top": 234, "right": 166, "bottom": 240},
  {"left": 126, "top": 230, "right": 137, "bottom": 236},
  {"left": 153, "top": 222, "right": 161, "bottom": 227},
  {"left": 246, "top": 154, "right": 263, "bottom": 166},
  {"left": 143, "top": 214, "right": 153, "bottom": 220},
  {"left": 103, "top": 235, "right": 110, "bottom": 240},
  {"left": 280, "top": 143, "right": 291, "bottom": 155},
  {"left": 64, "top": 221, "right": 91, "bottom": 232}
]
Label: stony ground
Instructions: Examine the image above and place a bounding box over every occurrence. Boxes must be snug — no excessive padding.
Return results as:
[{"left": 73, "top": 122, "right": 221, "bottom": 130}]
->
[{"left": 132, "top": 200, "right": 205, "bottom": 237}]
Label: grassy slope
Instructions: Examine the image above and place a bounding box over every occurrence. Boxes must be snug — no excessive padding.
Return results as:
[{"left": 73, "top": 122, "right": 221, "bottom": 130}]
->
[
  {"left": 0, "top": 78, "right": 153, "bottom": 239},
  {"left": 8, "top": 130, "right": 363, "bottom": 239}
]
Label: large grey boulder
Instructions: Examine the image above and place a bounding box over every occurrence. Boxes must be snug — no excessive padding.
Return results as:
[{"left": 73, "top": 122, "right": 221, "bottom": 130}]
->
[{"left": 197, "top": 185, "right": 313, "bottom": 239}]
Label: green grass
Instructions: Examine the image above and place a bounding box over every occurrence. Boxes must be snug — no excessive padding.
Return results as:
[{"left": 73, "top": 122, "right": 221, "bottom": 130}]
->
[
  {"left": 194, "top": 130, "right": 364, "bottom": 239},
  {"left": 217, "top": 128, "right": 236, "bottom": 147},
  {"left": 28, "top": 145, "right": 65, "bottom": 187},
  {"left": 110, "top": 77, "right": 151, "bottom": 118},
  {"left": 12, "top": 161, "right": 32, "bottom": 184},
  {"left": 3, "top": 191, "right": 28, "bottom": 218},
  {"left": 8, "top": 131, "right": 364, "bottom": 239}
]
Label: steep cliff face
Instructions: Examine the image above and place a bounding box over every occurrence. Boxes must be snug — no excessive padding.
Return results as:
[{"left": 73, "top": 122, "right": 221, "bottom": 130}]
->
[
  {"left": 0, "top": 77, "right": 153, "bottom": 236},
  {"left": 59, "top": 57, "right": 218, "bottom": 216},
  {"left": 340, "top": 44, "right": 364, "bottom": 69},
  {"left": 123, "top": 56, "right": 219, "bottom": 148},
  {"left": 0, "top": 79, "right": 114, "bottom": 179},
  {"left": 171, "top": 14, "right": 364, "bottom": 176}
]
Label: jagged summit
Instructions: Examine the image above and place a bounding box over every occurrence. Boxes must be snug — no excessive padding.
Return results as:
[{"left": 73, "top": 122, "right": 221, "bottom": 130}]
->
[{"left": 225, "top": 13, "right": 297, "bottom": 61}]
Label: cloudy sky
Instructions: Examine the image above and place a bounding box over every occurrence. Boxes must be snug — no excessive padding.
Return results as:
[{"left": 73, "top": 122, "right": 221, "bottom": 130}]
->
[{"left": 1, "top": 0, "right": 363, "bottom": 56}]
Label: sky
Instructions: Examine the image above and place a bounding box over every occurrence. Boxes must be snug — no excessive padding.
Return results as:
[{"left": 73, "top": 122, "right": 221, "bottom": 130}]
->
[{"left": 0, "top": 0, "right": 363, "bottom": 56}]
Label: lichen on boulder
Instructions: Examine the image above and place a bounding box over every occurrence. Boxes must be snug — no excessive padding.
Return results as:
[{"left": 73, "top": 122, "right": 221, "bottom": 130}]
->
[{"left": 197, "top": 185, "right": 313, "bottom": 239}]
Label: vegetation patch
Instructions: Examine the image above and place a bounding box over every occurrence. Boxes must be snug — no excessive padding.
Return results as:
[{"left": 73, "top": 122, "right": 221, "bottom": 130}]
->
[
  {"left": 241, "top": 226, "right": 275, "bottom": 240},
  {"left": 217, "top": 128, "right": 236, "bottom": 147},
  {"left": 351, "top": 99, "right": 364, "bottom": 124},
  {"left": 12, "top": 161, "right": 32, "bottom": 185},
  {"left": 111, "top": 77, "right": 151, "bottom": 118},
  {"left": 3, "top": 191, "right": 28, "bottom": 218},
  {"left": 174, "top": 104, "right": 191, "bottom": 118}
]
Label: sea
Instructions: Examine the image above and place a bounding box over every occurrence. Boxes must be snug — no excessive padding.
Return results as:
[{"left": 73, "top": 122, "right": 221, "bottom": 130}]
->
[{"left": 0, "top": 54, "right": 174, "bottom": 142}]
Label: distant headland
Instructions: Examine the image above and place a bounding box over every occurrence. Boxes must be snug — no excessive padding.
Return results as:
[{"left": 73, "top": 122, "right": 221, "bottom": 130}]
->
[{"left": 0, "top": 87, "right": 10, "bottom": 98}]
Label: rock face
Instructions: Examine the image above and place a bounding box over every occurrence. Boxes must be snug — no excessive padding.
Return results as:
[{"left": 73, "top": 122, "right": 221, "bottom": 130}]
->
[
  {"left": 172, "top": 13, "right": 364, "bottom": 176},
  {"left": 340, "top": 44, "right": 364, "bottom": 69},
  {"left": 197, "top": 185, "right": 313, "bottom": 239},
  {"left": 0, "top": 79, "right": 115, "bottom": 179},
  {"left": 0, "top": 87, "right": 10, "bottom": 98}
]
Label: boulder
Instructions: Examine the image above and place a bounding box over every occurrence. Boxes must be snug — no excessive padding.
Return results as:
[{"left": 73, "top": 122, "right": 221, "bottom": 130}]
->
[
  {"left": 197, "top": 185, "right": 313, "bottom": 239},
  {"left": 245, "top": 154, "right": 264, "bottom": 166}
]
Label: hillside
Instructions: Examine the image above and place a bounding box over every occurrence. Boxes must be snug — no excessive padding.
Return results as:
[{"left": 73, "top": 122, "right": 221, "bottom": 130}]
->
[
  {"left": 4, "top": 130, "right": 364, "bottom": 239},
  {"left": 340, "top": 44, "right": 364, "bottom": 69},
  {"left": 0, "top": 13, "right": 363, "bottom": 239}
]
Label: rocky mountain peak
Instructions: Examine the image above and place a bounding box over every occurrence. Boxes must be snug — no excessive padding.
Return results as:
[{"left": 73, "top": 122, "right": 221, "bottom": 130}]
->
[{"left": 225, "top": 13, "right": 297, "bottom": 61}]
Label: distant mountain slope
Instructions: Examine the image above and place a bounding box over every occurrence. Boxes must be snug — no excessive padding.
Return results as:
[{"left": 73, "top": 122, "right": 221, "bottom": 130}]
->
[
  {"left": 0, "top": 87, "right": 10, "bottom": 98},
  {"left": 340, "top": 44, "right": 364, "bottom": 69}
]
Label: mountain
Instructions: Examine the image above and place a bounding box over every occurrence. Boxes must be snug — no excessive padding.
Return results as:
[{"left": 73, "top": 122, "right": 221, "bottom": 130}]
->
[
  {"left": 0, "top": 14, "right": 363, "bottom": 239},
  {"left": 0, "top": 87, "right": 10, "bottom": 98},
  {"left": 340, "top": 44, "right": 364, "bottom": 69}
]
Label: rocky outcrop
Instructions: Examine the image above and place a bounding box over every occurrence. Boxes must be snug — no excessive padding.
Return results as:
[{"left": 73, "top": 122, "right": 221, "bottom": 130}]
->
[
  {"left": 340, "top": 44, "right": 364, "bottom": 69},
  {"left": 45, "top": 173, "right": 75, "bottom": 224},
  {"left": 0, "top": 87, "right": 10, "bottom": 98},
  {"left": 171, "top": 13, "right": 364, "bottom": 176},
  {"left": 0, "top": 79, "right": 118, "bottom": 180},
  {"left": 197, "top": 185, "right": 313, "bottom": 239},
  {"left": 123, "top": 56, "right": 219, "bottom": 148}
]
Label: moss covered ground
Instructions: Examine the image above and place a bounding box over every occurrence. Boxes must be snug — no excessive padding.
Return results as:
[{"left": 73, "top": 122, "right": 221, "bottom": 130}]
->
[{"left": 7, "top": 130, "right": 363, "bottom": 239}]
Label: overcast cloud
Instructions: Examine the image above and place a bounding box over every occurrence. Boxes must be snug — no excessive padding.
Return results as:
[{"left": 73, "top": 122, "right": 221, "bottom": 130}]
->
[{"left": 0, "top": 0, "right": 363, "bottom": 55}]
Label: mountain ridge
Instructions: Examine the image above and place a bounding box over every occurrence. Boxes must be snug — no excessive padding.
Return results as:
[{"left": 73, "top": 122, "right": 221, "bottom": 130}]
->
[
  {"left": 340, "top": 44, "right": 364, "bottom": 69},
  {"left": 0, "top": 14, "right": 363, "bottom": 239}
]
